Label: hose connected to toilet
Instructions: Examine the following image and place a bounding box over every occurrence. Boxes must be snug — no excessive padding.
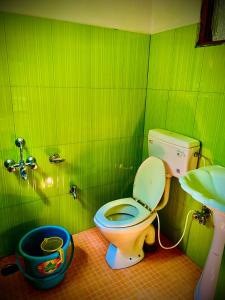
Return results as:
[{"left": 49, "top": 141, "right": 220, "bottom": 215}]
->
[{"left": 155, "top": 210, "right": 195, "bottom": 250}]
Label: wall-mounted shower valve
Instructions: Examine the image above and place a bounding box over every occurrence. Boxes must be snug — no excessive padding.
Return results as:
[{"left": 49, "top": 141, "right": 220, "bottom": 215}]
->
[{"left": 4, "top": 138, "right": 37, "bottom": 180}]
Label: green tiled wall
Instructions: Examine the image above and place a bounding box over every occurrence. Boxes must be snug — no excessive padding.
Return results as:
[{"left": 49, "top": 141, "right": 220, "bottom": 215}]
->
[
  {"left": 0, "top": 12, "right": 150, "bottom": 256},
  {"left": 143, "top": 24, "right": 225, "bottom": 299}
]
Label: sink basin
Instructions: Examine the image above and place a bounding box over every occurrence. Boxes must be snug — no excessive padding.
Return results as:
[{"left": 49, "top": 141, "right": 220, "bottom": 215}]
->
[
  {"left": 179, "top": 165, "right": 225, "bottom": 212},
  {"left": 179, "top": 165, "right": 225, "bottom": 300}
]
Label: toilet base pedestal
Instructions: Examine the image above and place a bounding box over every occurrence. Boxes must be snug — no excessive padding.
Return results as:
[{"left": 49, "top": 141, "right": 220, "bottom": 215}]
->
[{"left": 106, "top": 243, "right": 144, "bottom": 269}]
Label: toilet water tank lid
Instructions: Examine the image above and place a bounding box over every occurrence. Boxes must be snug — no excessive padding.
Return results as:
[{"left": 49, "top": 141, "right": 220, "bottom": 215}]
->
[
  {"left": 133, "top": 156, "right": 165, "bottom": 211},
  {"left": 149, "top": 129, "right": 200, "bottom": 148}
]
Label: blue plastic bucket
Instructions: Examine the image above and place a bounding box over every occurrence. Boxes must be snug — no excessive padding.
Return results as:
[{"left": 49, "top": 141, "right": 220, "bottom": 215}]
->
[{"left": 16, "top": 225, "right": 74, "bottom": 289}]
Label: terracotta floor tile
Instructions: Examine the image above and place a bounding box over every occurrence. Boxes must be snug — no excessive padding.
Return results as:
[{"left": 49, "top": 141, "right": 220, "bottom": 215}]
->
[{"left": 0, "top": 227, "right": 201, "bottom": 300}]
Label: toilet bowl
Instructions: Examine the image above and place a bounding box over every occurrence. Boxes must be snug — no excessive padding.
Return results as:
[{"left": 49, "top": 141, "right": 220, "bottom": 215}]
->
[{"left": 94, "top": 156, "right": 168, "bottom": 269}]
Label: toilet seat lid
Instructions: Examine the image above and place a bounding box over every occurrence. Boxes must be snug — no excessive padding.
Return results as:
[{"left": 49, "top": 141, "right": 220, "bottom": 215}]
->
[{"left": 133, "top": 156, "right": 165, "bottom": 211}]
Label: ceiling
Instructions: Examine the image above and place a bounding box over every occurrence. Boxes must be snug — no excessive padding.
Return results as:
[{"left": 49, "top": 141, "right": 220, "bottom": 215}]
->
[{"left": 0, "top": 0, "right": 202, "bottom": 34}]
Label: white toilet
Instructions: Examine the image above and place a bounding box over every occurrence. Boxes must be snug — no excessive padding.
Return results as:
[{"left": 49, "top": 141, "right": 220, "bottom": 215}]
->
[{"left": 94, "top": 129, "right": 200, "bottom": 269}]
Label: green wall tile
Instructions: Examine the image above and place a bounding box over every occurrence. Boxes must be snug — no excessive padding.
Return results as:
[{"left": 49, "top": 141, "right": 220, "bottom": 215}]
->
[
  {"left": 144, "top": 89, "right": 168, "bottom": 134},
  {"left": 193, "top": 93, "right": 225, "bottom": 165},
  {"left": 89, "top": 88, "right": 146, "bottom": 140},
  {"left": 170, "top": 25, "right": 204, "bottom": 91},
  {"left": 148, "top": 29, "right": 174, "bottom": 89},
  {"left": 0, "top": 87, "right": 15, "bottom": 148},
  {"left": 20, "top": 137, "right": 141, "bottom": 201},
  {"left": 53, "top": 87, "right": 91, "bottom": 144},
  {"left": 0, "top": 164, "right": 41, "bottom": 209},
  {"left": 166, "top": 91, "right": 198, "bottom": 136},
  {"left": 6, "top": 93, "right": 144, "bottom": 205},
  {"left": 142, "top": 134, "right": 149, "bottom": 160},
  {"left": 0, "top": 13, "right": 9, "bottom": 86},
  {"left": 90, "top": 26, "right": 150, "bottom": 88},
  {"left": 11, "top": 87, "right": 146, "bottom": 148},
  {"left": 148, "top": 25, "right": 205, "bottom": 91},
  {"left": 11, "top": 87, "right": 57, "bottom": 147},
  {"left": 4, "top": 13, "right": 53, "bottom": 87},
  {"left": 3, "top": 11, "right": 150, "bottom": 89},
  {"left": 51, "top": 20, "right": 91, "bottom": 87},
  {"left": 186, "top": 218, "right": 214, "bottom": 267},
  {"left": 199, "top": 44, "right": 225, "bottom": 93},
  {"left": 77, "top": 137, "right": 142, "bottom": 190}
]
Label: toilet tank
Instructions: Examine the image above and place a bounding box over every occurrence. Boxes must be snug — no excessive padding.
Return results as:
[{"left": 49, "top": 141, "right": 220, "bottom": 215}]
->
[{"left": 148, "top": 129, "right": 200, "bottom": 178}]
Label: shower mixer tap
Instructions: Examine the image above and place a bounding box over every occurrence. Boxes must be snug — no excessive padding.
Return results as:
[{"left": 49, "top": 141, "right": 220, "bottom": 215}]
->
[{"left": 4, "top": 138, "right": 37, "bottom": 180}]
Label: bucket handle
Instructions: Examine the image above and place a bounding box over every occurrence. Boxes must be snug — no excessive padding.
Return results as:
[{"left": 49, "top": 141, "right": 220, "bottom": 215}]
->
[{"left": 16, "top": 234, "right": 74, "bottom": 283}]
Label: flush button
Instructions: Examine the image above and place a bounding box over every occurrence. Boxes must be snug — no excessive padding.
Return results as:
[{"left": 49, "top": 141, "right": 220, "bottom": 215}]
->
[{"left": 177, "top": 150, "right": 185, "bottom": 158}]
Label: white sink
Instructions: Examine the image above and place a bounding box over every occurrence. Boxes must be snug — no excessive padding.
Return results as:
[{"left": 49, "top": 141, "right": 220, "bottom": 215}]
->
[
  {"left": 179, "top": 165, "right": 225, "bottom": 212},
  {"left": 179, "top": 165, "right": 225, "bottom": 300}
]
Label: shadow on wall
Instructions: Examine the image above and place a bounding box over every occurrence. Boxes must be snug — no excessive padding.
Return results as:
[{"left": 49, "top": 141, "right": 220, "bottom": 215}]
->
[
  {"left": 0, "top": 207, "right": 40, "bottom": 257},
  {"left": 17, "top": 169, "right": 51, "bottom": 205}
]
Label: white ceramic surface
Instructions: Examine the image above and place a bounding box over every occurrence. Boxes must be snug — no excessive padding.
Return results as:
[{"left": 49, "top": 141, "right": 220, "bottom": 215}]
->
[{"left": 179, "top": 165, "right": 225, "bottom": 300}]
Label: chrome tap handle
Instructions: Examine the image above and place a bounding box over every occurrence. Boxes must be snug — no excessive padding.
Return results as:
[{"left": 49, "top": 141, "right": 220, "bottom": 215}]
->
[
  {"left": 26, "top": 156, "right": 37, "bottom": 169},
  {"left": 15, "top": 138, "right": 25, "bottom": 148},
  {"left": 4, "top": 159, "right": 16, "bottom": 172}
]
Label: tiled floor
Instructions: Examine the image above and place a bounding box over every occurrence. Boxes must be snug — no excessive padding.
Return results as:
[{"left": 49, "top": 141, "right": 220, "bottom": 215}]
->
[{"left": 0, "top": 227, "right": 201, "bottom": 300}]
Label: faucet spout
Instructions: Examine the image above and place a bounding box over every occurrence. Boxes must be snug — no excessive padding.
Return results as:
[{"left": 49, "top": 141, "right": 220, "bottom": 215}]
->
[{"left": 20, "top": 167, "right": 28, "bottom": 180}]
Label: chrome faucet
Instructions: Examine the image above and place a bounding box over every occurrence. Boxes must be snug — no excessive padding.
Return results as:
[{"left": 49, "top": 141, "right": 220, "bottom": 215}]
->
[
  {"left": 70, "top": 185, "right": 77, "bottom": 199},
  {"left": 193, "top": 206, "right": 211, "bottom": 225},
  {"left": 4, "top": 138, "right": 37, "bottom": 180}
]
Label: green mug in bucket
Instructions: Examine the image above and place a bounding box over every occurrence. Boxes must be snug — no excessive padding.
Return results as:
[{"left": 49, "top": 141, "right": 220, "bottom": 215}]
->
[
  {"left": 40, "top": 237, "right": 64, "bottom": 274},
  {"left": 41, "top": 237, "right": 64, "bottom": 261}
]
